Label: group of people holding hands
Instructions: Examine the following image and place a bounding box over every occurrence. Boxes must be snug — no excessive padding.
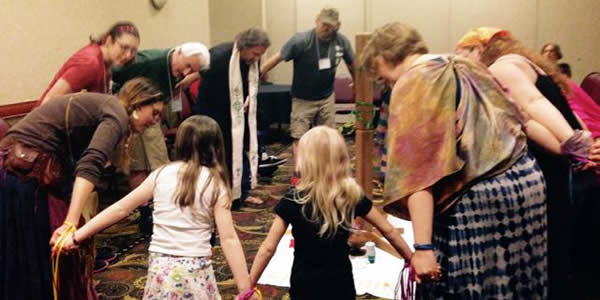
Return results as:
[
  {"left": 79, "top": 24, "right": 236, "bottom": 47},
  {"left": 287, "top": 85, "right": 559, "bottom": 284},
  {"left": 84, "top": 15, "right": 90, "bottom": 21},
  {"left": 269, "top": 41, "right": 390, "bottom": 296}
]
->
[{"left": 1, "top": 5, "right": 599, "bottom": 300}]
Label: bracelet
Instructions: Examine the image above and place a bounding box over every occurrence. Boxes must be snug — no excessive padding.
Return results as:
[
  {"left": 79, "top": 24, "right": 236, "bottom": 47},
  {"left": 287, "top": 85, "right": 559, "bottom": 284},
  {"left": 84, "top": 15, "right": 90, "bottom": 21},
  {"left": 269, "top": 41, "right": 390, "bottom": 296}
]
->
[
  {"left": 237, "top": 287, "right": 262, "bottom": 300},
  {"left": 72, "top": 232, "right": 80, "bottom": 246},
  {"left": 413, "top": 243, "right": 435, "bottom": 251}
]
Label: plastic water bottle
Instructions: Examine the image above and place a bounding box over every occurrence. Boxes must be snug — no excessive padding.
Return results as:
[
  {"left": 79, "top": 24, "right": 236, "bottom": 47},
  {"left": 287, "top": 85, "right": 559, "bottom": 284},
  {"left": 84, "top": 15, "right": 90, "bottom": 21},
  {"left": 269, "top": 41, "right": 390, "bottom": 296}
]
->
[{"left": 366, "top": 241, "right": 376, "bottom": 264}]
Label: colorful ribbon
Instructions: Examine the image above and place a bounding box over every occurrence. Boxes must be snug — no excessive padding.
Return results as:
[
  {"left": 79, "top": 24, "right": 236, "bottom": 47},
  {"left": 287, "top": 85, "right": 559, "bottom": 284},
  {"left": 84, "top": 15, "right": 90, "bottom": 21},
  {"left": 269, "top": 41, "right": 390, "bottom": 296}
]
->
[
  {"left": 51, "top": 221, "right": 77, "bottom": 300},
  {"left": 396, "top": 262, "right": 416, "bottom": 300},
  {"left": 237, "top": 287, "right": 263, "bottom": 300},
  {"left": 352, "top": 100, "right": 377, "bottom": 129}
]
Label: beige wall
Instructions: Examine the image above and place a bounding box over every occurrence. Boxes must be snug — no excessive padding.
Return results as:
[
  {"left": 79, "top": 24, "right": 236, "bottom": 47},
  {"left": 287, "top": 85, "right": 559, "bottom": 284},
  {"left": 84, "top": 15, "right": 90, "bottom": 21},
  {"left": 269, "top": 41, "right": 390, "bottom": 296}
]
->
[
  {"left": 264, "top": 0, "right": 600, "bottom": 84},
  {"left": 0, "top": 0, "right": 210, "bottom": 105},
  {"left": 3, "top": 0, "right": 599, "bottom": 105},
  {"left": 209, "top": 0, "right": 263, "bottom": 46}
]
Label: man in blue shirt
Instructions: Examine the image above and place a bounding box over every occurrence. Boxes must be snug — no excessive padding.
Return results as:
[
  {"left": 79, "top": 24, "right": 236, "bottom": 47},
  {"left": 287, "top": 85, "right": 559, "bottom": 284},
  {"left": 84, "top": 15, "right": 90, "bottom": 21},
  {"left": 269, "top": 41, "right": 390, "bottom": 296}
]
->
[{"left": 261, "top": 6, "right": 355, "bottom": 184}]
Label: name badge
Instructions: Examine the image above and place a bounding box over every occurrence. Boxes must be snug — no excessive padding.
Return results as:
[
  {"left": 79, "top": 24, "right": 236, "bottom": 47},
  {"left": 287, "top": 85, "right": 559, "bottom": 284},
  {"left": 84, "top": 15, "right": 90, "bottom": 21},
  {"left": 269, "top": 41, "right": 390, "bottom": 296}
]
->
[
  {"left": 318, "top": 58, "right": 331, "bottom": 70},
  {"left": 171, "top": 97, "right": 182, "bottom": 112}
]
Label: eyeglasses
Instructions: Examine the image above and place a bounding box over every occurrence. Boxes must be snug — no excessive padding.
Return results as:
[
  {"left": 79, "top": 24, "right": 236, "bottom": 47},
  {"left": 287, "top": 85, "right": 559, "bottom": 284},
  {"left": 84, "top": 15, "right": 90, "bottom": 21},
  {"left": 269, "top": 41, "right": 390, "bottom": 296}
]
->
[{"left": 116, "top": 40, "right": 138, "bottom": 56}]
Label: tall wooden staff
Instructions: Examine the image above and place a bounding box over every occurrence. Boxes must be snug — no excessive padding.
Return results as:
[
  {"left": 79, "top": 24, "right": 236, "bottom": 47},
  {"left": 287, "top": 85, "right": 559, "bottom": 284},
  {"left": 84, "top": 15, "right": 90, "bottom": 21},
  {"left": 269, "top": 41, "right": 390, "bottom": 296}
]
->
[{"left": 354, "top": 33, "right": 373, "bottom": 198}]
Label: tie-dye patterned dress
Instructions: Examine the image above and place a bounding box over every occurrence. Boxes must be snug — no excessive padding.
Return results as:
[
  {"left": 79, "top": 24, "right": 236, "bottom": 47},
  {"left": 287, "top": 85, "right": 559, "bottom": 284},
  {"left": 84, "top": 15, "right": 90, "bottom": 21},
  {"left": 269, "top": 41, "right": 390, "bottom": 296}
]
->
[{"left": 382, "top": 55, "right": 548, "bottom": 299}]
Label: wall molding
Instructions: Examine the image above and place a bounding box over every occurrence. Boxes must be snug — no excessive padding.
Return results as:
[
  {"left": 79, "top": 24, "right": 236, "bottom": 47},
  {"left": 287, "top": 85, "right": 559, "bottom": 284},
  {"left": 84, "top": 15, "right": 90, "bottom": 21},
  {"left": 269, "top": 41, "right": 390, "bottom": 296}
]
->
[{"left": 0, "top": 99, "right": 37, "bottom": 120}]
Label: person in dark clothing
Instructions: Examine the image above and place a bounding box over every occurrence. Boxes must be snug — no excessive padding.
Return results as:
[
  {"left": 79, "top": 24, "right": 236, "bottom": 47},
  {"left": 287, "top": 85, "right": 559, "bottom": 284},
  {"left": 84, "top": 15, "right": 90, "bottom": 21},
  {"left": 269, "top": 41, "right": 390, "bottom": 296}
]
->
[
  {"left": 192, "top": 28, "right": 270, "bottom": 208},
  {"left": 457, "top": 27, "right": 600, "bottom": 300},
  {"left": 249, "top": 126, "right": 417, "bottom": 299}
]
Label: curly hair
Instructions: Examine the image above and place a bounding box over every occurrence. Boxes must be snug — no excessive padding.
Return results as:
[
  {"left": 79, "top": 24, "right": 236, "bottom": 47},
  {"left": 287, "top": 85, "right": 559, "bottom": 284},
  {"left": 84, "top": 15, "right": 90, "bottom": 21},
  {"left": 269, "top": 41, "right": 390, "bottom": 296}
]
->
[{"left": 360, "top": 22, "right": 428, "bottom": 75}]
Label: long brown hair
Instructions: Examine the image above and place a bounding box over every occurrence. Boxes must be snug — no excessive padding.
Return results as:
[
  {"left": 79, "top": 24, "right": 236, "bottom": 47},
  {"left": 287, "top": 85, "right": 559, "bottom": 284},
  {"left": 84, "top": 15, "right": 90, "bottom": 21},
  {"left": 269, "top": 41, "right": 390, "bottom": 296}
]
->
[
  {"left": 115, "top": 77, "right": 163, "bottom": 171},
  {"left": 481, "top": 35, "right": 571, "bottom": 96},
  {"left": 172, "top": 115, "right": 231, "bottom": 209},
  {"left": 295, "top": 126, "right": 362, "bottom": 238}
]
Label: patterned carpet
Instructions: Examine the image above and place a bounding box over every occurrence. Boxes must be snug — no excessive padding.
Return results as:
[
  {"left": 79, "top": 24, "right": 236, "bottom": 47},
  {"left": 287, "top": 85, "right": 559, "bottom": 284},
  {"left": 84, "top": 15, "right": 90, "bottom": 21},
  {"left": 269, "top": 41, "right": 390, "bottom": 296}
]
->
[{"left": 93, "top": 132, "right": 389, "bottom": 300}]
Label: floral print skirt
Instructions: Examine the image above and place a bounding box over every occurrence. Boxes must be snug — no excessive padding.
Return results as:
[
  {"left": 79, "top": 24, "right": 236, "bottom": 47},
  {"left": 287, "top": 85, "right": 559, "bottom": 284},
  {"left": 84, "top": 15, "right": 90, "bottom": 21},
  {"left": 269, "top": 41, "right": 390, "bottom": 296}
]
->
[{"left": 144, "top": 252, "right": 221, "bottom": 300}]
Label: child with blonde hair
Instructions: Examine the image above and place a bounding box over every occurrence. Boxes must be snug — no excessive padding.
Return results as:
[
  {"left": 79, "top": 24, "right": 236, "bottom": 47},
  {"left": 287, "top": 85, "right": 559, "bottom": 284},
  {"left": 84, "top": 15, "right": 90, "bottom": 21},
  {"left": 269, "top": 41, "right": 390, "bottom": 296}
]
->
[
  {"left": 249, "top": 126, "right": 425, "bottom": 299},
  {"left": 57, "top": 115, "right": 256, "bottom": 299}
]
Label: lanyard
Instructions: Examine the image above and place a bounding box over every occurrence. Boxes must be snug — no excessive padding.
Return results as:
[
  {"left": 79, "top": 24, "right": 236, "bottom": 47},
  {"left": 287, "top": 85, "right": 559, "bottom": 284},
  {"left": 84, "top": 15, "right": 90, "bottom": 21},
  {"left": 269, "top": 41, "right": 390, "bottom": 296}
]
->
[
  {"left": 315, "top": 33, "right": 333, "bottom": 61},
  {"left": 166, "top": 48, "right": 175, "bottom": 101}
]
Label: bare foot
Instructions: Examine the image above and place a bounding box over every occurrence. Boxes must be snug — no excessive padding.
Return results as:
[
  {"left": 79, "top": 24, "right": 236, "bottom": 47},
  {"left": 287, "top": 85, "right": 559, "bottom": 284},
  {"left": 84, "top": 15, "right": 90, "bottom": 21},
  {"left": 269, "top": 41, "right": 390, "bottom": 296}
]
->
[{"left": 244, "top": 196, "right": 264, "bottom": 205}]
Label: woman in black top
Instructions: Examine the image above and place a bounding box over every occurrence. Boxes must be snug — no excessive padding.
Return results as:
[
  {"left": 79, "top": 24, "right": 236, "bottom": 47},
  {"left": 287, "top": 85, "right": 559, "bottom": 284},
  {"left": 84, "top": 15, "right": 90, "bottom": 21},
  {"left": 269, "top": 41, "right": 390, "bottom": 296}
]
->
[
  {"left": 457, "top": 28, "right": 600, "bottom": 300},
  {"left": 248, "top": 126, "right": 426, "bottom": 299}
]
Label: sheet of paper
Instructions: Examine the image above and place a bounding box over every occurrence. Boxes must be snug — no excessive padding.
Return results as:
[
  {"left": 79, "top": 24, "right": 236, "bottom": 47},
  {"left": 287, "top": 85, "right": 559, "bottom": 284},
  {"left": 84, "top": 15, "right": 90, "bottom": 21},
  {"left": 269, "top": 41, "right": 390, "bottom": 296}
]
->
[{"left": 257, "top": 215, "right": 415, "bottom": 299}]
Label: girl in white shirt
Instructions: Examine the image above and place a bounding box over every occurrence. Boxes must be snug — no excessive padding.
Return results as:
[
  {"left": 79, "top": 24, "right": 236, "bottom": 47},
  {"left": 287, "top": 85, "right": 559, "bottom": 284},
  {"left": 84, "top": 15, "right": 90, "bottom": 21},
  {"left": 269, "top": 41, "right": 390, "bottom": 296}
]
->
[{"left": 58, "top": 115, "right": 256, "bottom": 300}]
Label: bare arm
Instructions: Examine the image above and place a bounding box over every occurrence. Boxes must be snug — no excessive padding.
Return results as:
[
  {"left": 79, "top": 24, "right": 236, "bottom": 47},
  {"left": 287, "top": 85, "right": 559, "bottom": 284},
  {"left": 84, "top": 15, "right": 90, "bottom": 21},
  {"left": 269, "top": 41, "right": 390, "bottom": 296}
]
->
[
  {"left": 41, "top": 78, "right": 73, "bottom": 103},
  {"left": 525, "top": 120, "right": 562, "bottom": 154},
  {"left": 363, "top": 207, "right": 412, "bottom": 260},
  {"left": 489, "top": 59, "right": 574, "bottom": 142},
  {"left": 405, "top": 189, "right": 439, "bottom": 281},
  {"left": 260, "top": 52, "right": 284, "bottom": 76},
  {"left": 214, "top": 195, "right": 252, "bottom": 294},
  {"left": 347, "top": 61, "right": 357, "bottom": 83},
  {"left": 175, "top": 72, "right": 200, "bottom": 89},
  {"left": 249, "top": 216, "right": 287, "bottom": 286},
  {"left": 54, "top": 174, "right": 155, "bottom": 250}
]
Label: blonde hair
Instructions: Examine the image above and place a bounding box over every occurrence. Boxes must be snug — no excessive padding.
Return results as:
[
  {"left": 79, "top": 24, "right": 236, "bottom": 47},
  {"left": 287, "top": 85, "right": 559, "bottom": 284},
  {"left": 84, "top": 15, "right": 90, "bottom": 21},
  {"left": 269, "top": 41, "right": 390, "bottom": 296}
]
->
[
  {"left": 360, "top": 22, "right": 428, "bottom": 75},
  {"left": 481, "top": 35, "right": 571, "bottom": 96},
  {"left": 295, "top": 126, "right": 362, "bottom": 238},
  {"left": 171, "top": 115, "right": 231, "bottom": 210}
]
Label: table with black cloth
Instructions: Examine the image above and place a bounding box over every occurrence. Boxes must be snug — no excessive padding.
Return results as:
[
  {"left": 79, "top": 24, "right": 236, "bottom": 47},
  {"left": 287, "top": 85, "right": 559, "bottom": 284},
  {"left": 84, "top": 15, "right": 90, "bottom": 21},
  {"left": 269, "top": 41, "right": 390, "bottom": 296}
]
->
[{"left": 257, "top": 83, "right": 291, "bottom": 137}]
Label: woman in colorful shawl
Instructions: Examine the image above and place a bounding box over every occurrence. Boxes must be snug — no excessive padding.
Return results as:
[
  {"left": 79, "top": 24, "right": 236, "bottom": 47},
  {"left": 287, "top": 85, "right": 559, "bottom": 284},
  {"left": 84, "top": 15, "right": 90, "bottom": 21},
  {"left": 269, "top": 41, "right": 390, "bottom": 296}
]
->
[{"left": 361, "top": 22, "right": 548, "bottom": 299}]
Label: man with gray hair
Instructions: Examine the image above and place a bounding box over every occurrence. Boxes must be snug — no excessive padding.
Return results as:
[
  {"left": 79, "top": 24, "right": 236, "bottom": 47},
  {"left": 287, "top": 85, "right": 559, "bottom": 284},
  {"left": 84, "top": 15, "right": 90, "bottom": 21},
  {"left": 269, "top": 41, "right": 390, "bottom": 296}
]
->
[
  {"left": 192, "top": 28, "right": 270, "bottom": 208},
  {"left": 260, "top": 6, "right": 355, "bottom": 185},
  {"left": 112, "top": 41, "right": 210, "bottom": 233}
]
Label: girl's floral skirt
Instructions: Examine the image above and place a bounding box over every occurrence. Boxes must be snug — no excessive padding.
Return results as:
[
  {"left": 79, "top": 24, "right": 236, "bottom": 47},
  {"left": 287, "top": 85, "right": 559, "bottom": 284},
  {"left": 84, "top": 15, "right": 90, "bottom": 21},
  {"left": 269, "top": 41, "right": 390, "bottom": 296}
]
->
[{"left": 144, "top": 252, "right": 221, "bottom": 300}]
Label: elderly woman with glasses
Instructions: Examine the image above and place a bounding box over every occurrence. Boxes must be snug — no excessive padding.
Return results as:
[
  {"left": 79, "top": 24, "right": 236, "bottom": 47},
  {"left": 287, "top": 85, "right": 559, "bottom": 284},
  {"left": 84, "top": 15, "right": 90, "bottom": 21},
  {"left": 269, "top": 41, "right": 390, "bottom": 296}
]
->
[
  {"left": 0, "top": 78, "right": 164, "bottom": 300},
  {"left": 360, "top": 22, "right": 548, "bottom": 299}
]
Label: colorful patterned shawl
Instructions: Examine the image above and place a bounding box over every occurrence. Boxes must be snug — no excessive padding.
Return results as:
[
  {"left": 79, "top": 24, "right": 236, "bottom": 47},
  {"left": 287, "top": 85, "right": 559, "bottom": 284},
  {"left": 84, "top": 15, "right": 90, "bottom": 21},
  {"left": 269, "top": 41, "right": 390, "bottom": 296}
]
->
[{"left": 383, "top": 55, "right": 527, "bottom": 219}]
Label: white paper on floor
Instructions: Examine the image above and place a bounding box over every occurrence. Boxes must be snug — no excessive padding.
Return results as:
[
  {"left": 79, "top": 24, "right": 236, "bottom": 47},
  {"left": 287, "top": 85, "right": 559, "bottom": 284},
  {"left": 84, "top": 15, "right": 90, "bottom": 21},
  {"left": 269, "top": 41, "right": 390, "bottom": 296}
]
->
[{"left": 257, "top": 214, "right": 415, "bottom": 299}]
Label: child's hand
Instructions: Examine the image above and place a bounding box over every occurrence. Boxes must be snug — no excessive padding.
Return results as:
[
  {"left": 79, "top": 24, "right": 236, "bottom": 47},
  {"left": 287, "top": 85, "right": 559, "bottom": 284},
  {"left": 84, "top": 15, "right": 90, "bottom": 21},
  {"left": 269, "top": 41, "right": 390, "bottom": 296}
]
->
[
  {"left": 50, "top": 233, "right": 79, "bottom": 255},
  {"left": 410, "top": 250, "right": 441, "bottom": 283}
]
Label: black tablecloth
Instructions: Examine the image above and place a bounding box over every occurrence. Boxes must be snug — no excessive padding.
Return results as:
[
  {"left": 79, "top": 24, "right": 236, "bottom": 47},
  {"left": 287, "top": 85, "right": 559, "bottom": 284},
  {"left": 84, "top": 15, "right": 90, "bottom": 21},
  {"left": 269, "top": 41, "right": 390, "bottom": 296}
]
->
[{"left": 258, "top": 84, "right": 291, "bottom": 130}]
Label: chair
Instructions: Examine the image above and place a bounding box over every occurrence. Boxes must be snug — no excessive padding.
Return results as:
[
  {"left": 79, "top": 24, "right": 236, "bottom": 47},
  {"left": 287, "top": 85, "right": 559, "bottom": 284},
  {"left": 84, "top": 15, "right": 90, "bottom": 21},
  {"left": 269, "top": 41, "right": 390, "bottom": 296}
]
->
[
  {"left": 334, "top": 77, "right": 383, "bottom": 124},
  {"left": 581, "top": 72, "right": 600, "bottom": 106},
  {"left": 0, "top": 118, "right": 8, "bottom": 140}
]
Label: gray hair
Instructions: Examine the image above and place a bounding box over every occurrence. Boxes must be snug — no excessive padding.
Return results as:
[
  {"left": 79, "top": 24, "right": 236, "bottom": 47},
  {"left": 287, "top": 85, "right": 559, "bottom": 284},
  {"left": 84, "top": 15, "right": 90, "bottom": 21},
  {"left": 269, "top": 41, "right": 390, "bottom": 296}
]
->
[
  {"left": 176, "top": 42, "right": 211, "bottom": 70},
  {"left": 235, "top": 28, "right": 270, "bottom": 50}
]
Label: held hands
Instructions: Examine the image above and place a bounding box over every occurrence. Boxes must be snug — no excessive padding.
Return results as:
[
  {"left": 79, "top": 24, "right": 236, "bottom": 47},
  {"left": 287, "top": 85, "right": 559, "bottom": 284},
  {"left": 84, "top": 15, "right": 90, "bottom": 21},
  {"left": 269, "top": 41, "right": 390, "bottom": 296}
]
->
[
  {"left": 50, "top": 223, "right": 80, "bottom": 255},
  {"left": 410, "top": 250, "right": 442, "bottom": 283},
  {"left": 175, "top": 73, "right": 199, "bottom": 89}
]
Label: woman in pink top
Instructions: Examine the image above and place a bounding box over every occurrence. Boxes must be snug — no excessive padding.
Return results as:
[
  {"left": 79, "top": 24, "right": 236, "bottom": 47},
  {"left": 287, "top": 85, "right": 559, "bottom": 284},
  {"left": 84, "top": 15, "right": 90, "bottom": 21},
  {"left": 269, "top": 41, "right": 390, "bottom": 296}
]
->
[{"left": 39, "top": 21, "right": 140, "bottom": 104}]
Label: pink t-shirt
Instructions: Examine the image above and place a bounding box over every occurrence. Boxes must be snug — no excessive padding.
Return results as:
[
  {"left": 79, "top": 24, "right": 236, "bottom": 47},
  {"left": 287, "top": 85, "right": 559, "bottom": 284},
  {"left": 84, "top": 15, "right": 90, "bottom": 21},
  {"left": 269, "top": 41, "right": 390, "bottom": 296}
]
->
[
  {"left": 38, "top": 43, "right": 110, "bottom": 105},
  {"left": 567, "top": 79, "right": 600, "bottom": 139}
]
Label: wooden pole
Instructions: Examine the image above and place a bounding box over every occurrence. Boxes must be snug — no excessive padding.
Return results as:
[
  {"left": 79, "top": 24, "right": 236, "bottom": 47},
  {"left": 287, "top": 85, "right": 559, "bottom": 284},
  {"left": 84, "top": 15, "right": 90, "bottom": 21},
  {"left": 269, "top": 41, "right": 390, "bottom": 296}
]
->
[{"left": 354, "top": 33, "right": 373, "bottom": 199}]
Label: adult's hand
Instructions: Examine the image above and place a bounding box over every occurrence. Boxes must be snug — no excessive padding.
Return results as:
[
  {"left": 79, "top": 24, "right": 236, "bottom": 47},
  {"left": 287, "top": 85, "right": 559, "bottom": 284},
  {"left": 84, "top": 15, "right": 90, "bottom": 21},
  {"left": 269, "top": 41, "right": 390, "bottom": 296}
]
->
[
  {"left": 410, "top": 250, "right": 441, "bottom": 283},
  {"left": 175, "top": 72, "right": 200, "bottom": 89},
  {"left": 50, "top": 224, "right": 79, "bottom": 254}
]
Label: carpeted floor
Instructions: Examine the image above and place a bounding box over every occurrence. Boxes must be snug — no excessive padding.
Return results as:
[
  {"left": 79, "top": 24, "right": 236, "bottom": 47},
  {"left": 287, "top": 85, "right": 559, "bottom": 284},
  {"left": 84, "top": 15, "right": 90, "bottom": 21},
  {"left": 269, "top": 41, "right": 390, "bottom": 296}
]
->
[{"left": 93, "top": 131, "right": 389, "bottom": 300}]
